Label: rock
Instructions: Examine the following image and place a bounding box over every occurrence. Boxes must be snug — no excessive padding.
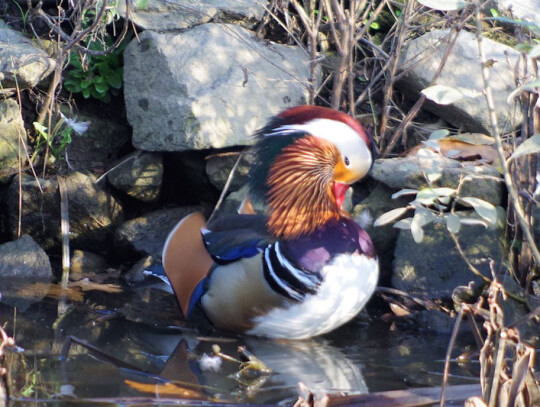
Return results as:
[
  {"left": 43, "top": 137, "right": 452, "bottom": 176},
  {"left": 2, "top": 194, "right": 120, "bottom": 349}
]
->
[
  {"left": 0, "top": 98, "right": 25, "bottom": 177},
  {"left": 7, "top": 174, "right": 58, "bottom": 250},
  {"left": 0, "top": 21, "right": 55, "bottom": 88},
  {"left": 118, "top": 285, "right": 182, "bottom": 326},
  {"left": 124, "top": 24, "right": 312, "bottom": 151},
  {"left": 116, "top": 0, "right": 265, "bottom": 31},
  {"left": 398, "top": 29, "right": 526, "bottom": 134},
  {"left": 71, "top": 250, "right": 108, "bottom": 276},
  {"left": 114, "top": 206, "right": 207, "bottom": 259},
  {"left": 6, "top": 172, "right": 123, "bottom": 252},
  {"left": 124, "top": 255, "right": 157, "bottom": 283},
  {"left": 392, "top": 213, "right": 501, "bottom": 300},
  {"left": 352, "top": 184, "right": 411, "bottom": 285},
  {"left": 0, "top": 235, "right": 52, "bottom": 279},
  {"left": 108, "top": 152, "right": 163, "bottom": 202},
  {"left": 370, "top": 155, "right": 503, "bottom": 206},
  {"left": 496, "top": 0, "right": 540, "bottom": 26},
  {"left": 64, "top": 112, "right": 131, "bottom": 171},
  {"left": 64, "top": 172, "right": 124, "bottom": 250},
  {"left": 413, "top": 310, "right": 459, "bottom": 333},
  {"left": 205, "top": 149, "right": 251, "bottom": 191}
]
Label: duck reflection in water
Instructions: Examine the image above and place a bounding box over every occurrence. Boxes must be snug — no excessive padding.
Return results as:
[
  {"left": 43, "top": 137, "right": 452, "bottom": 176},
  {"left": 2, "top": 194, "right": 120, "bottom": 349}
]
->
[{"left": 150, "top": 331, "right": 368, "bottom": 403}]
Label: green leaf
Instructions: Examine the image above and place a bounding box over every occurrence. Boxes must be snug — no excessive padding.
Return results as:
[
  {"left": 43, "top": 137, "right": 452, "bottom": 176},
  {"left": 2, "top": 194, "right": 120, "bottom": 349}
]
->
[
  {"left": 94, "top": 81, "right": 109, "bottom": 93},
  {"left": 410, "top": 215, "right": 424, "bottom": 243},
  {"left": 487, "top": 16, "right": 537, "bottom": 28},
  {"left": 429, "top": 129, "right": 450, "bottom": 140},
  {"left": 529, "top": 44, "right": 540, "bottom": 58},
  {"left": 33, "top": 122, "right": 48, "bottom": 138},
  {"left": 392, "top": 189, "right": 419, "bottom": 199},
  {"left": 416, "top": 0, "right": 469, "bottom": 11},
  {"left": 64, "top": 81, "right": 82, "bottom": 93},
  {"left": 82, "top": 88, "right": 91, "bottom": 98},
  {"left": 136, "top": 0, "right": 149, "bottom": 9},
  {"left": 459, "top": 197, "right": 497, "bottom": 225},
  {"left": 445, "top": 213, "right": 461, "bottom": 233},
  {"left": 412, "top": 206, "right": 436, "bottom": 227},
  {"left": 374, "top": 207, "right": 409, "bottom": 227},
  {"left": 489, "top": 8, "right": 499, "bottom": 17},
  {"left": 523, "top": 79, "right": 540, "bottom": 91},
  {"left": 421, "top": 84, "right": 481, "bottom": 105},
  {"left": 460, "top": 218, "right": 488, "bottom": 227},
  {"left": 80, "top": 80, "right": 92, "bottom": 89},
  {"left": 394, "top": 218, "right": 412, "bottom": 229},
  {"left": 415, "top": 187, "right": 456, "bottom": 205},
  {"left": 107, "top": 69, "right": 123, "bottom": 89},
  {"left": 508, "top": 134, "right": 540, "bottom": 161}
]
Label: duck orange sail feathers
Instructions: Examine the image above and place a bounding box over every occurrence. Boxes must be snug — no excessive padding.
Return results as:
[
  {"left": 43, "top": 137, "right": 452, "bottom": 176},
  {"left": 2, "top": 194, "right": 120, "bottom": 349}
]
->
[{"left": 162, "top": 106, "right": 378, "bottom": 339}]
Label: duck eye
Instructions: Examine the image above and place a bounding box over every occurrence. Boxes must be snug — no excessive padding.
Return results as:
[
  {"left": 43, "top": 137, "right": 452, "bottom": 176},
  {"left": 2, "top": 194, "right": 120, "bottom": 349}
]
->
[{"left": 344, "top": 156, "right": 350, "bottom": 166}]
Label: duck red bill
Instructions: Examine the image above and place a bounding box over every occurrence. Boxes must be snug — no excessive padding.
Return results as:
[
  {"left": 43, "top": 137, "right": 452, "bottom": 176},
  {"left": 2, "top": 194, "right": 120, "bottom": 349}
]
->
[{"left": 332, "top": 182, "right": 349, "bottom": 209}]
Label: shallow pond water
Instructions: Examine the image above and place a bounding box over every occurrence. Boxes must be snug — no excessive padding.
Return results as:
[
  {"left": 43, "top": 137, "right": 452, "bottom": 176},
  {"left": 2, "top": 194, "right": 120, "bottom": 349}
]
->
[{"left": 0, "top": 280, "right": 481, "bottom": 406}]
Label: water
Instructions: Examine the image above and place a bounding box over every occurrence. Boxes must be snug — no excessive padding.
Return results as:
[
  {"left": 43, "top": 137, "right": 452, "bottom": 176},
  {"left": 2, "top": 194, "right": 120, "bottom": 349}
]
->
[{"left": 0, "top": 280, "right": 480, "bottom": 405}]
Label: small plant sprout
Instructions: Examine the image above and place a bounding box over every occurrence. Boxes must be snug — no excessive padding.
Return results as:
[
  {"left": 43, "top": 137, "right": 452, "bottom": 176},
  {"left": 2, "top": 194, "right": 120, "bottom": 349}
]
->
[
  {"left": 374, "top": 184, "right": 500, "bottom": 243},
  {"left": 31, "top": 113, "right": 89, "bottom": 164},
  {"left": 374, "top": 129, "right": 501, "bottom": 243}
]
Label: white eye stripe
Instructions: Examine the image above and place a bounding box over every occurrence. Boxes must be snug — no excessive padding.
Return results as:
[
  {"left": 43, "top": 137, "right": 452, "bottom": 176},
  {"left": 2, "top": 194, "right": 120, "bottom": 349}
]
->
[{"left": 276, "top": 119, "right": 372, "bottom": 180}]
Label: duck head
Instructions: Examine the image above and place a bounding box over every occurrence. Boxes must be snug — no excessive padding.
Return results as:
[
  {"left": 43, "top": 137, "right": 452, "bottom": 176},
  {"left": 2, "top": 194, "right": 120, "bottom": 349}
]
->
[{"left": 248, "top": 105, "right": 376, "bottom": 240}]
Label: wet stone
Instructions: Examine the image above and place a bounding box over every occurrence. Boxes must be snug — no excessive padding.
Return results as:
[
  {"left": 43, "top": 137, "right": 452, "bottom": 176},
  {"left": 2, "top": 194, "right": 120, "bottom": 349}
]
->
[
  {"left": 108, "top": 152, "right": 163, "bottom": 202},
  {"left": 71, "top": 250, "right": 109, "bottom": 276},
  {"left": 392, "top": 216, "right": 501, "bottom": 301},
  {"left": 114, "top": 206, "right": 208, "bottom": 259},
  {"left": 6, "top": 172, "right": 124, "bottom": 252},
  {"left": 0, "top": 234, "right": 52, "bottom": 279},
  {"left": 0, "top": 98, "right": 25, "bottom": 177}
]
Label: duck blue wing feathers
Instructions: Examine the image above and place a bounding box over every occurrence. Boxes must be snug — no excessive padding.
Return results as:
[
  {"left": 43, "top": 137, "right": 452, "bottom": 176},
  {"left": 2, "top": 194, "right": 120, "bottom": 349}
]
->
[{"left": 203, "top": 214, "right": 273, "bottom": 264}]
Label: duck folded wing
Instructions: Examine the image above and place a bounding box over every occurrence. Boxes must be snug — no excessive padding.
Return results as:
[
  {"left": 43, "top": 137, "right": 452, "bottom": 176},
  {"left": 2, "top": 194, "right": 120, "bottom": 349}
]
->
[{"left": 203, "top": 214, "right": 274, "bottom": 264}]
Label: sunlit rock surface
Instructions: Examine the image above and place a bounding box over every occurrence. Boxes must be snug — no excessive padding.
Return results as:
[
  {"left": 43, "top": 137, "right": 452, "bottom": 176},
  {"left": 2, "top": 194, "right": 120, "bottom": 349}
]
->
[
  {"left": 398, "top": 29, "right": 528, "bottom": 134},
  {"left": 124, "top": 24, "right": 312, "bottom": 151},
  {"left": 71, "top": 250, "right": 109, "bottom": 276},
  {"left": 392, "top": 214, "right": 501, "bottom": 299},
  {"left": 116, "top": 0, "right": 265, "bottom": 31},
  {"left": 0, "top": 99, "right": 25, "bottom": 174},
  {"left": 496, "top": 0, "right": 540, "bottom": 26},
  {"left": 0, "top": 22, "right": 55, "bottom": 88}
]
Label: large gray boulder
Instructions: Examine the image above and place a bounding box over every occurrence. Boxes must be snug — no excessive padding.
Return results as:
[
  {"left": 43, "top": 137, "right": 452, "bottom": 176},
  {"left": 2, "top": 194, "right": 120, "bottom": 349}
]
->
[
  {"left": 0, "top": 22, "right": 55, "bottom": 89},
  {"left": 116, "top": 0, "right": 265, "bottom": 31},
  {"left": 124, "top": 24, "right": 312, "bottom": 151},
  {"left": 392, "top": 214, "right": 501, "bottom": 300},
  {"left": 0, "top": 98, "right": 25, "bottom": 175},
  {"left": 0, "top": 235, "right": 52, "bottom": 279},
  {"left": 114, "top": 206, "right": 208, "bottom": 258},
  {"left": 6, "top": 172, "right": 124, "bottom": 252},
  {"left": 398, "top": 29, "right": 526, "bottom": 134}
]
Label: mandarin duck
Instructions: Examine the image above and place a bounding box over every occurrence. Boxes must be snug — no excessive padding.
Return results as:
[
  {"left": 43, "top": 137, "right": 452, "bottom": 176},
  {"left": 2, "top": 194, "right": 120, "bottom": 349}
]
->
[{"left": 162, "top": 105, "right": 378, "bottom": 339}]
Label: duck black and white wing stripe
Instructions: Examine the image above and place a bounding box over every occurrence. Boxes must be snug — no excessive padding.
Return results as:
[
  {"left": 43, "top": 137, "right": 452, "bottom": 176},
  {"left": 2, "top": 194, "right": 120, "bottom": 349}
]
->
[{"left": 263, "top": 243, "right": 322, "bottom": 302}]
